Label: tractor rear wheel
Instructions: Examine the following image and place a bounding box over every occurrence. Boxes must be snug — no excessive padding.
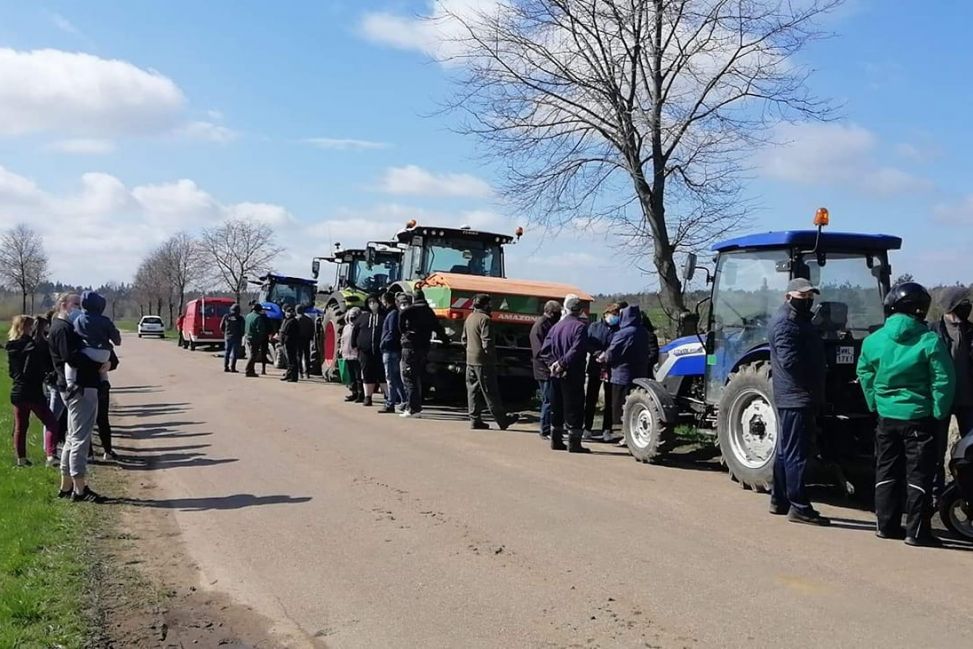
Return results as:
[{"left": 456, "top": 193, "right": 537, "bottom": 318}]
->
[
  {"left": 623, "top": 386, "right": 674, "bottom": 463},
  {"left": 717, "top": 361, "right": 777, "bottom": 492},
  {"left": 320, "top": 305, "right": 342, "bottom": 381}
]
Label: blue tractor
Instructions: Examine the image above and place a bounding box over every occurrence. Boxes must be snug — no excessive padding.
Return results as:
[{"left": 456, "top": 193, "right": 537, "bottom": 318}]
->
[
  {"left": 252, "top": 273, "right": 321, "bottom": 369},
  {"left": 621, "top": 213, "right": 902, "bottom": 494}
]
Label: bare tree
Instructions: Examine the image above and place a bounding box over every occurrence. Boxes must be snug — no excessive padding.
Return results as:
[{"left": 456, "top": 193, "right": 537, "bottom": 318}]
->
[
  {"left": 158, "top": 232, "right": 207, "bottom": 325},
  {"left": 0, "top": 224, "right": 49, "bottom": 313},
  {"left": 133, "top": 254, "right": 168, "bottom": 320},
  {"left": 200, "top": 219, "right": 283, "bottom": 304},
  {"left": 442, "top": 0, "right": 841, "bottom": 316}
]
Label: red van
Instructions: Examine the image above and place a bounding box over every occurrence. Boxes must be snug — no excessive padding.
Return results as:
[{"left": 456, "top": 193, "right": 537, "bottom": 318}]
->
[{"left": 179, "top": 297, "right": 235, "bottom": 351}]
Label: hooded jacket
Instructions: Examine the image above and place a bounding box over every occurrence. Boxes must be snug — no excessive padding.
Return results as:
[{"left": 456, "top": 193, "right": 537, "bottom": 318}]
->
[
  {"left": 76, "top": 291, "right": 120, "bottom": 349},
  {"left": 6, "top": 335, "right": 53, "bottom": 404},
  {"left": 858, "top": 313, "right": 955, "bottom": 420},
  {"left": 604, "top": 306, "right": 652, "bottom": 386},
  {"left": 221, "top": 309, "right": 246, "bottom": 339},
  {"left": 540, "top": 313, "right": 588, "bottom": 373},
  {"left": 768, "top": 301, "right": 826, "bottom": 409},
  {"left": 463, "top": 308, "right": 496, "bottom": 366},
  {"left": 244, "top": 310, "right": 269, "bottom": 342},
  {"left": 529, "top": 314, "right": 557, "bottom": 380},
  {"left": 399, "top": 296, "right": 448, "bottom": 351},
  {"left": 353, "top": 307, "right": 386, "bottom": 355},
  {"left": 380, "top": 308, "right": 402, "bottom": 354},
  {"left": 49, "top": 316, "right": 102, "bottom": 390},
  {"left": 586, "top": 318, "right": 618, "bottom": 375}
]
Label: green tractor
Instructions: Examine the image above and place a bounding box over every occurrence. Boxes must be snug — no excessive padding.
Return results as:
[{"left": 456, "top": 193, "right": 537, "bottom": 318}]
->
[{"left": 311, "top": 243, "right": 403, "bottom": 379}]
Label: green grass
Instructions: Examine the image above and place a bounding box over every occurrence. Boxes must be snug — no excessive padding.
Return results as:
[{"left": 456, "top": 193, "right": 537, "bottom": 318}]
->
[{"left": 0, "top": 343, "right": 100, "bottom": 648}]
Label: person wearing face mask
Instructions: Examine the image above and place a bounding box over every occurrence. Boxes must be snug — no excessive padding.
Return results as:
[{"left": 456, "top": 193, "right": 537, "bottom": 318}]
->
[
  {"left": 767, "top": 278, "right": 829, "bottom": 526},
  {"left": 530, "top": 300, "right": 562, "bottom": 439},
  {"left": 929, "top": 286, "right": 973, "bottom": 506},
  {"left": 583, "top": 304, "right": 620, "bottom": 441},
  {"left": 353, "top": 295, "right": 387, "bottom": 407}
]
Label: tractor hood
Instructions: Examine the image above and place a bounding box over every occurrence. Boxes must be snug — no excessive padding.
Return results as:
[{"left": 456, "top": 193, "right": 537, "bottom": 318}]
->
[{"left": 422, "top": 272, "right": 593, "bottom": 302}]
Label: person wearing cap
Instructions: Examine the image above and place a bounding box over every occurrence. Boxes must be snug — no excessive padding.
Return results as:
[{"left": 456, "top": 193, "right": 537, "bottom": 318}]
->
[
  {"left": 530, "top": 300, "right": 563, "bottom": 439},
  {"left": 858, "top": 282, "right": 954, "bottom": 547},
  {"left": 929, "top": 286, "right": 973, "bottom": 503},
  {"left": 540, "top": 295, "right": 591, "bottom": 453},
  {"left": 767, "top": 277, "right": 830, "bottom": 526},
  {"left": 583, "top": 303, "right": 620, "bottom": 441},
  {"left": 278, "top": 304, "right": 301, "bottom": 383},
  {"left": 220, "top": 303, "right": 245, "bottom": 373},
  {"left": 463, "top": 294, "right": 516, "bottom": 430},
  {"left": 244, "top": 302, "right": 270, "bottom": 378}
]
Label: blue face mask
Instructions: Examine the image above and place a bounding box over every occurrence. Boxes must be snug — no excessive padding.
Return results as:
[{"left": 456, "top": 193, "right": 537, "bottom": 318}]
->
[
  {"left": 67, "top": 307, "right": 83, "bottom": 324},
  {"left": 606, "top": 315, "right": 620, "bottom": 326}
]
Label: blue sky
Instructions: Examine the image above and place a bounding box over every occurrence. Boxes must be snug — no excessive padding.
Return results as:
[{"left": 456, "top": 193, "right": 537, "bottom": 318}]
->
[{"left": 0, "top": 0, "right": 970, "bottom": 292}]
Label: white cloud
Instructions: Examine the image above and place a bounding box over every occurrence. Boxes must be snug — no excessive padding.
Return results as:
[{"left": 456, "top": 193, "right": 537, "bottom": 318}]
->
[
  {"left": 304, "top": 137, "right": 389, "bottom": 151},
  {"left": 47, "top": 138, "right": 116, "bottom": 155},
  {"left": 933, "top": 195, "right": 973, "bottom": 225},
  {"left": 176, "top": 120, "right": 239, "bottom": 144},
  {"left": 378, "top": 165, "right": 492, "bottom": 198},
  {"left": 0, "top": 48, "right": 185, "bottom": 137},
  {"left": 225, "top": 202, "right": 295, "bottom": 227},
  {"left": 758, "top": 122, "right": 933, "bottom": 197},
  {"left": 49, "top": 12, "right": 83, "bottom": 37}
]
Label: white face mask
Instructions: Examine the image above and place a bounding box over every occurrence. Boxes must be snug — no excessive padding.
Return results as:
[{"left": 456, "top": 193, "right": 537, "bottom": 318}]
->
[{"left": 369, "top": 303, "right": 380, "bottom": 312}]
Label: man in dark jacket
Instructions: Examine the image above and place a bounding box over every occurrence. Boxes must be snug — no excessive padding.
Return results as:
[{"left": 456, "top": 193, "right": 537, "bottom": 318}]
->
[
  {"left": 296, "top": 305, "right": 316, "bottom": 378},
  {"left": 530, "top": 300, "right": 562, "bottom": 438},
  {"left": 584, "top": 304, "right": 619, "bottom": 441},
  {"left": 278, "top": 305, "right": 300, "bottom": 382},
  {"left": 244, "top": 303, "right": 270, "bottom": 378},
  {"left": 353, "top": 296, "right": 386, "bottom": 407},
  {"left": 605, "top": 305, "right": 652, "bottom": 438},
  {"left": 930, "top": 286, "right": 973, "bottom": 502},
  {"left": 398, "top": 289, "right": 449, "bottom": 418},
  {"left": 380, "top": 292, "right": 405, "bottom": 414},
  {"left": 540, "top": 295, "right": 590, "bottom": 453},
  {"left": 220, "top": 303, "right": 245, "bottom": 373},
  {"left": 463, "top": 294, "right": 515, "bottom": 430},
  {"left": 768, "top": 278, "right": 829, "bottom": 526},
  {"left": 49, "top": 292, "right": 107, "bottom": 503}
]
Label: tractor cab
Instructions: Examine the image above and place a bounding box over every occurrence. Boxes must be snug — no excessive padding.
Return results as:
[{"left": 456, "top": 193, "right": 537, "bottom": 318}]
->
[
  {"left": 312, "top": 243, "right": 403, "bottom": 297},
  {"left": 395, "top": 221, "right": 522, "bottom": 281},
  {"left": 255, "top": 274, "right": 319, "bottom": 321},
  {"left": 622, "top": 211, "right": 902, "bottom": 496}
]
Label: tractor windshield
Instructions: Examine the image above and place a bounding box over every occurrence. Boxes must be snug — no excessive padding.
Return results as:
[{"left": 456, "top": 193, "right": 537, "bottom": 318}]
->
[
  {"left": 348, "top": 256, "right": 400, "bottom": 293},
  {"left": 266, "top": 282, "right": 316, "bottom": 308},
  {"left": 806, "top": 253, "right": 885, "bottom": 339},
  {"left": 422, "top": 238, "right": 503, "bottom": 277}
]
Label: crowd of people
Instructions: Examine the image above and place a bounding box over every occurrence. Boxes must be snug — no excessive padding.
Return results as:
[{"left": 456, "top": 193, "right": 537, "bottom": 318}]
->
[{"left": 7, "top": 291, "right": 118, "bottom": 503}]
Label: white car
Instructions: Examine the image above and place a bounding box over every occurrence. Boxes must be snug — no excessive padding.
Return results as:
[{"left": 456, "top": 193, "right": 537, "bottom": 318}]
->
[{"left": 137, "top": 315, "right": 166, "bottom": 338}]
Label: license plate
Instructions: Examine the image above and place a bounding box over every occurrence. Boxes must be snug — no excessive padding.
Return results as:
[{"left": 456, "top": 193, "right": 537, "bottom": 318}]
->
[{"left": 836, "top": 346, "right": 855, "bottom": 365}]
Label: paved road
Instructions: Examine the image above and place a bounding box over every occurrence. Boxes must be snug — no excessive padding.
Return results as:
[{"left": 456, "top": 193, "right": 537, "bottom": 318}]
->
[{"left": 111, "top": 335, "right": 972, "bottom": 648}]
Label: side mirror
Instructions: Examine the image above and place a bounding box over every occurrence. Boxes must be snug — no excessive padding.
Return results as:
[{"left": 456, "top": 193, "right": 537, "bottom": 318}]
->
[
  {"left": 365, "top": 247, "right": 376, "bottom": 270},
  {"left": 683, "top": 253, "right": 698, "bottom": 282},
  {"left": 311, "top": 259, "right": 320, "bottom": 279}
]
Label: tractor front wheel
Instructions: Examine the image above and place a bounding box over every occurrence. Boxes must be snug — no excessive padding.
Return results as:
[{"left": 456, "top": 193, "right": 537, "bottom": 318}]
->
[
  {"left": 623, "top": 386, "right": 674, "bottom": 463},
  {"left": 717, "top": 362, "right": 777, "bottom": 492}
]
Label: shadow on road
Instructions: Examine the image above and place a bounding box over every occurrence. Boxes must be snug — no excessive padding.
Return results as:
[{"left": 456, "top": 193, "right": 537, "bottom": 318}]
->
[
  {"left": 111, "top": 385, "right": 163, "bottom": 395},
  {"left": 120, "top": 493, "right": 313, "bottom": 512},
  {"left": 120, "top": 452, "right": 238, "bottom": 472}
]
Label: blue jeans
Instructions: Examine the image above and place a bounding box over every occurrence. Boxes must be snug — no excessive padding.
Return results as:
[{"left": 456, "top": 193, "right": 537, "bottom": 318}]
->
[
  {"left": 772, "top": 407, "right": 813, "bottom": 513},
  {"left": 383, "top": 351, "right": 405, "bottom": 408},
  {"left": 539, "top": 379, "right": 553, "bottom": 436},
  {"left": 225, "top": 335, "right": 243, "bottom": 370}
]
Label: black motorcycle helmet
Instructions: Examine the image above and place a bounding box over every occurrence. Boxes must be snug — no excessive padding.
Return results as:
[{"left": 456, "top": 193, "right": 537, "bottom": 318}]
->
[{"left": 884, "top": 282, "right": 932, "bottom": 319}]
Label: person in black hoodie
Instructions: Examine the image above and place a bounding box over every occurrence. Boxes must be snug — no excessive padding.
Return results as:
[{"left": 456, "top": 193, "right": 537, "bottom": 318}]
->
[
  {"left": 48, "top": 292, "right": 108, "bottom": 503},
  {"left": 7, "top": 315, "right": 60, "bottom": 467},
  {"left": 398, "top": 289, "right": 450, "bottom": 418},
  {"left": 353, "top": 295, "right": 387, "bottom": 407},
  {"left": 296, "top": 305, "right": 316, "bottom": 378},
  {"left": 278, "top": 305, "right": 300, "bottom": 382}
]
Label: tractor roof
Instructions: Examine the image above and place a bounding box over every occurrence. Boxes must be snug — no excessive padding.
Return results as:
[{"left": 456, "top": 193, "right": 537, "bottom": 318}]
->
[
  {"left": 259, "top": 273, "right": 317, "bottom": 286},
  {"left": 396, "top": 226, "right": 515, "bottom": 245},
  {"left": 711, "top": 230, "right": 902, "bottom": 253}
]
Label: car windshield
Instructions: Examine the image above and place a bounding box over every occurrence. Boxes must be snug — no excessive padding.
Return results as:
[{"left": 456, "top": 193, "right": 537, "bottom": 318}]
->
[
  {"left": 265, "top": 282, "right": 316, "bottom": 307},
  {"left": 422, "top": 238, "right": 503, "bottom": 277},
  {"left": 348, "top": 256, "right": 400, "bottom": 293},
  {"left": 806, "top": 253, "right": 885, "bottom": 339}
]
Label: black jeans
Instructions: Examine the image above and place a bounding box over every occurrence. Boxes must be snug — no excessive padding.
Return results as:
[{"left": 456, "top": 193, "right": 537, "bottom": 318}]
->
[
  {"left": 245, "top": 339, "right": 268, "bottom": 375},
  {"left": 401, "top": 347, "right": 427, "bottom": 413},
  {"left": 875, "top": 416, "right": 937, "bottom": 539},
  {"left": 284, "top": 342, "right": 300, "bottom": 381},
  {"left": 611, "top": 382, "right": 631, "bottom": 429},
  {"left": 467, "top": 364, "right": 506, "bottom": 423},
  {"left": 584, "top": 372, "right": 612, "bottom": 432},
  {"left": 299, "top": 340, "right": 312, "bottom": 376},
  {"left": 552, "top": 368, "right": 585, "bottom": 434},
  {"left": 96, "top": 382, "right": 112, "bottom": 454}
]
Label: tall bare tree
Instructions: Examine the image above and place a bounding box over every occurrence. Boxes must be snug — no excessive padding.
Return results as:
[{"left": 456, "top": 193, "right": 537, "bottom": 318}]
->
[
  {"left": 442, "top": 0, "right": 841, "bottom": 316},
  {"left": 133, "top": 254, "right": 168, "bottom": 320},
  {"left": 158, "top": 232, "right": 207, "bottom": 324},
  {"left": 0, "top": 224, "right": 49, "bottom": 313},
  {"left": 200, "top": 219, "right": 282, "bottom": 304}
]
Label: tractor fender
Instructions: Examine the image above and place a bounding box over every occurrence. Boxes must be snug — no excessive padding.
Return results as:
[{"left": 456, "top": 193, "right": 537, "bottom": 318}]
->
[
  {"left": 630, "top": 378, "right": 679, "bottom": 428},
  {"left": 728, "top": 344, "right": 771, "bottom": 379}
]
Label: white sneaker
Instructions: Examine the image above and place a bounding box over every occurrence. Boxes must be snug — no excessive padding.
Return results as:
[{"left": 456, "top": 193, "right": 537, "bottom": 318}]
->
[
  {"left": 616, "top": 437, "right": 628, "bottom": 447},
  {"left": 582, "top": 429, "right": 595, "bottom": 440},
  {"left": 102, "top": 452, "right": 113, "bottom": 462},
  {"left": 601, "top": 431, "right": 616, "bottom": 443},
  {"left": 400, "top": 410, "right": 422, "bottom": 419}
]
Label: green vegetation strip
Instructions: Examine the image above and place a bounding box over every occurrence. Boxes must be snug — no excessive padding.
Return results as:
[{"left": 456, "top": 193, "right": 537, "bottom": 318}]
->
[{"left": 0, "top": 349, "right": 100, "bottom": 648}]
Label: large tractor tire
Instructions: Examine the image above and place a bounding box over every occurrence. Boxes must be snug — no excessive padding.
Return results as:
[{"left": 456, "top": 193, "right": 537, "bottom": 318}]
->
[
  {"left": 622, "top": 381, "right": 677, "bottom": 463},
  {"left": 939, "top": 483, "right": 973, "bottom": 541},
  {"left": 319, "top": 304, "right": 343, "bottom": 381},
  {"left": 717, "top": 361, "right": 777, "bottom": 492}
]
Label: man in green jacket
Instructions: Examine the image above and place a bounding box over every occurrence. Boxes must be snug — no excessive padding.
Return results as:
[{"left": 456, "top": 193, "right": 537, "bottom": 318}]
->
[
  {"left": 857, "top": 282, "right": 955, "bottom": 547},
  {"left": 463, "top": 294, "right": 515, "bottom": 430},
  {"left": 244, "top": 303, "right": 270, "bottom": 378}
]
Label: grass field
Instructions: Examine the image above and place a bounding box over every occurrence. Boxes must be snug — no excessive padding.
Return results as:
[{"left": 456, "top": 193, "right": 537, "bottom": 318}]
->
[{"left": 0, "top": 339, "right": 100, "bottom": 648}]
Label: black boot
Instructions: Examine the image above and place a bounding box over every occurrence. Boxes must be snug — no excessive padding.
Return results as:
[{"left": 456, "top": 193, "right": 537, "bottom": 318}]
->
[
  {"left": 568, "top": 432, "right": 591, "bottom": 454},
  {"left": 550, "top": 429, "right": 566, "bottom": 451}
]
